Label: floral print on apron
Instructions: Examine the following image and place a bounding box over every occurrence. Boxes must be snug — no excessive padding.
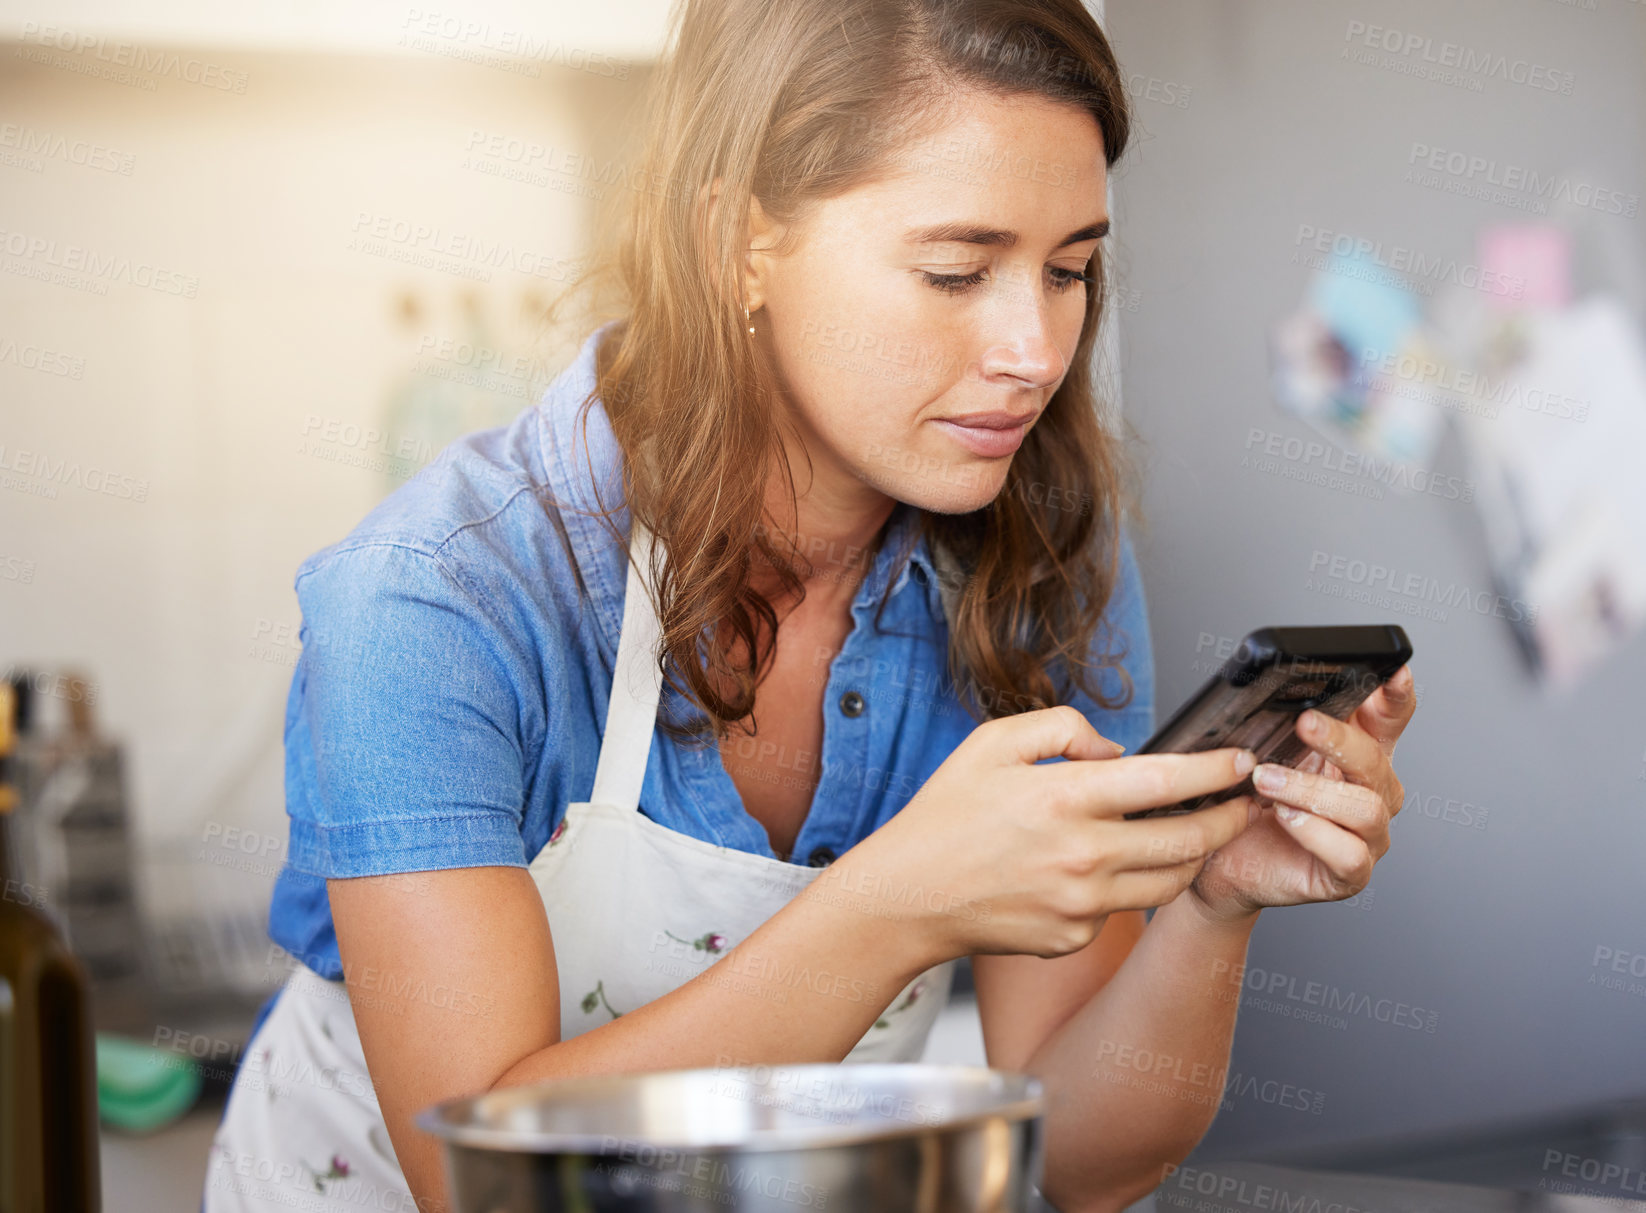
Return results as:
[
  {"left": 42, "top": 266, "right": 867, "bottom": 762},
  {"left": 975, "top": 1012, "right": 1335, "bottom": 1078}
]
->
[{"left": 204, "top": 516, "right": 958, "bottom": 1211}]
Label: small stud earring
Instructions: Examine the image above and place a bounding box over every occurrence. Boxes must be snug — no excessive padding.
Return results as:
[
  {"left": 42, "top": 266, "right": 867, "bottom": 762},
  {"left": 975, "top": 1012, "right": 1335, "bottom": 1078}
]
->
[{"left": 744, "top": 304, "right": 755, "bottom": 335}]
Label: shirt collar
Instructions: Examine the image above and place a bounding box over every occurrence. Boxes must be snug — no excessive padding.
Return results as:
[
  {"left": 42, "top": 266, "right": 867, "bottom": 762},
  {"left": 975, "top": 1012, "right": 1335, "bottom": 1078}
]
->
[
  {"left": 535, "top": 322, "right": 632, "bottom": 662},
  {"left": 858, "top": 498, "right": 946, "bottom": 624},
  {"left": 536, "top": 324, "right": 948, "bottom": 661}
]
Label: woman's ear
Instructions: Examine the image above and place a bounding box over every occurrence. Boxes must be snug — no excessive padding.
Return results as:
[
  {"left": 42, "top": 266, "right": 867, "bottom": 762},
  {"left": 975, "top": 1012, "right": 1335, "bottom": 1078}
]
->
[
  {"left": 743, "top": 193, "right": 782, "bottom": 314},
  {"left": 697, "top": 179, "right": 779, "bottom": 316}
]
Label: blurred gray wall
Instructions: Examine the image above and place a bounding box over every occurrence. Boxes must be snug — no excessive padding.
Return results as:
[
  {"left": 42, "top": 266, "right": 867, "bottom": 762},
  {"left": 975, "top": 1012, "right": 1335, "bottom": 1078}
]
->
[{"left": 1105, "top": 0, "right": 1646, "bottom": 1158}]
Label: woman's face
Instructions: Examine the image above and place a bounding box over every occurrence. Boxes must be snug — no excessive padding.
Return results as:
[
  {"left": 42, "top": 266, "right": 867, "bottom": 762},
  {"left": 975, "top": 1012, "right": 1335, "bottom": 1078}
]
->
[{"left": 749, "top": 89, "right": 1110, "bottom": 516}]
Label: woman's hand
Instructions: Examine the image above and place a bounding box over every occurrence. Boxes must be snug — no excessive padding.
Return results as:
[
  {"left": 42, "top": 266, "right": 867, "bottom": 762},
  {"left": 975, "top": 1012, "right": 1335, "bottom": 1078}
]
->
[
  {"left": 1188, "top": 665, "right": 1418, "bottom": 923},
  {"left": 826, "top": 705, "right": 1260, "bottom": 965}
]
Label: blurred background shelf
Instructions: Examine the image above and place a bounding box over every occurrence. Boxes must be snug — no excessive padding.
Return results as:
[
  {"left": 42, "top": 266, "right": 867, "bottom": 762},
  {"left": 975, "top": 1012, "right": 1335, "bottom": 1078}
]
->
[{"left": 0, "top": 0, "right": 674, "bottom": 60}]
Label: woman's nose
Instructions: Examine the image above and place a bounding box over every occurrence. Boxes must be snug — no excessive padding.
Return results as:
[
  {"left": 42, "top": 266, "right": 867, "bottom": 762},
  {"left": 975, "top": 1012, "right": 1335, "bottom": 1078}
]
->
[{"left": 974, "top": 278, "right": 1069, "bottom": 389}]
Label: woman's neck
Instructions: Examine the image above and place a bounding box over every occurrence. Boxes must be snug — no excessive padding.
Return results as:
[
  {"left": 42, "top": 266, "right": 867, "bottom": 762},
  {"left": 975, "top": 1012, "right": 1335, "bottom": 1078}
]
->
[{"left": 750, "top": 490, "right": 899, "bottom": 607}]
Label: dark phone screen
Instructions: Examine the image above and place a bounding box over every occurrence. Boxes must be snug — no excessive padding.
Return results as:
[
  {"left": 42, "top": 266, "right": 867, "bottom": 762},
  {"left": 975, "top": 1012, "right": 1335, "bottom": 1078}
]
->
[{"left": 1121, "top": 637, "right": 1406, "bottom": 819}]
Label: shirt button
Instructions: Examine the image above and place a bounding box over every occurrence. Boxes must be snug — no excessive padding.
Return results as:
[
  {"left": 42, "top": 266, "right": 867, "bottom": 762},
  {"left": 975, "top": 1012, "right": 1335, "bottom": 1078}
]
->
[
  {"left": 808, "top": 846, "right": 837, "bottom": 867},
  {"left": 839, "top": 690, "right": 866, "bottom": 717}
]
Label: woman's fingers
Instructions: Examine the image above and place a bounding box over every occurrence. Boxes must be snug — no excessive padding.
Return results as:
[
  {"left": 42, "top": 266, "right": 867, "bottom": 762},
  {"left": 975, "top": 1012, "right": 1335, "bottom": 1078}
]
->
[
  {"left": 1292, "top": 709, "right": 1390, "bottom": 793},
  {"left": 1108, "top": 857, "right": 1213, "bottom": 910},
  {"left": 1108, "top": 795, "right": 1254, "bottom": 870},
  {"left": 985, "top": 704, "right": 1127, "bottom": 765},
  {"left": 1355, "top": 664, "right": 1417, "bottom": 755},
  {"left": 1252, "top": 764, "right": 1388, "bottom": 852},
  {"left": 1269, "top": 803, "right": 1375, "bottom": 892},
  {"left": 1046, "top": 746, "right": 1257, "bottom": 819}
]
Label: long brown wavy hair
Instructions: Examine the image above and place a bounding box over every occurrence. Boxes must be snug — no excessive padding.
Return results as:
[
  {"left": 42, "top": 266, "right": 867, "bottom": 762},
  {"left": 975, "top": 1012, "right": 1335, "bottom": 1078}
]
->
[{"left": 555, "top": 0, "right": 1136, "bottom": 746}]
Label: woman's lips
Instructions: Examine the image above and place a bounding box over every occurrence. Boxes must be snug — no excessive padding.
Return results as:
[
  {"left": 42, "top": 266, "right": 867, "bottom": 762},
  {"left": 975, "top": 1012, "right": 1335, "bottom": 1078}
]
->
[{"left": 932, "top": 417, "right": 1030, "bottom": 457}]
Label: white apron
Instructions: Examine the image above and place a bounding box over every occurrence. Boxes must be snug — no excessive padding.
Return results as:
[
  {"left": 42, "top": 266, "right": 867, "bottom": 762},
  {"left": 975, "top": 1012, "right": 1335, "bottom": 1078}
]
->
[{"left": 204, "top": 517, "right": 958, "bottom": 1212}]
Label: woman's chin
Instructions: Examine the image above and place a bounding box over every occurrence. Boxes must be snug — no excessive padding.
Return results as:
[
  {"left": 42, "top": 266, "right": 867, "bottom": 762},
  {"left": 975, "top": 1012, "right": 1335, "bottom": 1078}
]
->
[{"left": 893, "top": 472, "right": 1011, "bottom": 516}]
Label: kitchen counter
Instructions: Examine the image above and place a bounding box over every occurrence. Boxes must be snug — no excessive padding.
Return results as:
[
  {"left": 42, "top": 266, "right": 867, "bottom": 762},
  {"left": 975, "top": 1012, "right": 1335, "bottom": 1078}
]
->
[
  {"left": 108, "top": 1103, "right": 1646, "bottom": 1213},
  {"left": 1127, "top": 1160, "right": 1646, "bottom": 1213},
  {"left": 101, "top": 993, "right": 1646, "bottom": 1213}
]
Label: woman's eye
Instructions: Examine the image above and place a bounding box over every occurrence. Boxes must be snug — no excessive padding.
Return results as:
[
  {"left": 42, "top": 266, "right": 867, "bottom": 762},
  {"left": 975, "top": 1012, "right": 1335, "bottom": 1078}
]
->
[
  {"left": 920, "top": 269, "right": 988, "bottom": 294},
  {"left": 919, "top": 266, "right": 1095, "bottom": 296},
  {"left": 1048, "top": 266, "right": 1095, "bottom": 292}
]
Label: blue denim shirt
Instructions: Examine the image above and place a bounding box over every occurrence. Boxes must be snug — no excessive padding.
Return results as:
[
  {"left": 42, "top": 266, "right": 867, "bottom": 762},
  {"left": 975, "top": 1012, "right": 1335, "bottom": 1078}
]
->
[{"left": 263, "top": 324, "right": 1155, "bottom": 1000}]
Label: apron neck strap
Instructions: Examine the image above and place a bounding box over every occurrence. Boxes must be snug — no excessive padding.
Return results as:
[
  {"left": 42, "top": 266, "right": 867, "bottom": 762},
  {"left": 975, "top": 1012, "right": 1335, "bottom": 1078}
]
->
[{"left": 589, "top": 515, "right": 664, "bottom": 813}]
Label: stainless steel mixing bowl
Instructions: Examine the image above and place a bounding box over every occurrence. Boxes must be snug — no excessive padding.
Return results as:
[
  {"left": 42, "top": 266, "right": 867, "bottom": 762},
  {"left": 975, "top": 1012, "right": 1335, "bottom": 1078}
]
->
[{"left": 416, "top": 1062, "right": 1046, "bottom": 1212}]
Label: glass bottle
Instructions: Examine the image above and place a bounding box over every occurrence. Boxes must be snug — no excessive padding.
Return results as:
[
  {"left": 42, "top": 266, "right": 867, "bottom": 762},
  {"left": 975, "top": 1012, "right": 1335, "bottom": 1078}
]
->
[{"left": 0, "top": 680, "right": 102, "bottom": 1210}]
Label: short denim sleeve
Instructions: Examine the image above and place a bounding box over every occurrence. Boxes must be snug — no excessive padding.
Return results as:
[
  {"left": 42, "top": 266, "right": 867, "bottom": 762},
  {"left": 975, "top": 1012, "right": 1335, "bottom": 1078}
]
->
[{"left": 284, "top": 541, "right": 530, "bottom": 878}]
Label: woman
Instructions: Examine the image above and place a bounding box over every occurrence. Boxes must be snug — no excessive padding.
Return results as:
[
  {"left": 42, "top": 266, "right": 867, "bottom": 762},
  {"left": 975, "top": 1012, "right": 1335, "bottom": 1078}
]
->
[{"left": 206, "top": 0, "right": 1417, "bottom": 1210}]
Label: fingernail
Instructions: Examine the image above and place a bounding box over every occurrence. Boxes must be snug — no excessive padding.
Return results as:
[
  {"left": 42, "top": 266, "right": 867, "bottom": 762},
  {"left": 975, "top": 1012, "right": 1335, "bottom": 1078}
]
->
[
  {"left": 1253, "top": 764, "right": 1286, "bottom": 793},
  {"left": 1276, "top": 805, "right": 1304, "bottom": 825},
  {"left": 1233, "top": 749, "right": 1256, "bottom": 776},
  {"left": 1299, "top": 710, "right": 1320, "bottom": 734}
]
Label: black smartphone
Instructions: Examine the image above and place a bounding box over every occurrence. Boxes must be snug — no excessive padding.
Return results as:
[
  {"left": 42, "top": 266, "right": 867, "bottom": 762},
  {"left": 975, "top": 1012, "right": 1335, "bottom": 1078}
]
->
[{"left": 1122, "top": 625, "right": 1414, "bottom": 819}]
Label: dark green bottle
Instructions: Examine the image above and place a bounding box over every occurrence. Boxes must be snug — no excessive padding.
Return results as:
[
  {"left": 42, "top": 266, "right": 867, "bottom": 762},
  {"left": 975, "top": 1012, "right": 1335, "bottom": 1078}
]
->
[{"left": 0, "top": 680, "right": 101, "bottom": 1210}]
